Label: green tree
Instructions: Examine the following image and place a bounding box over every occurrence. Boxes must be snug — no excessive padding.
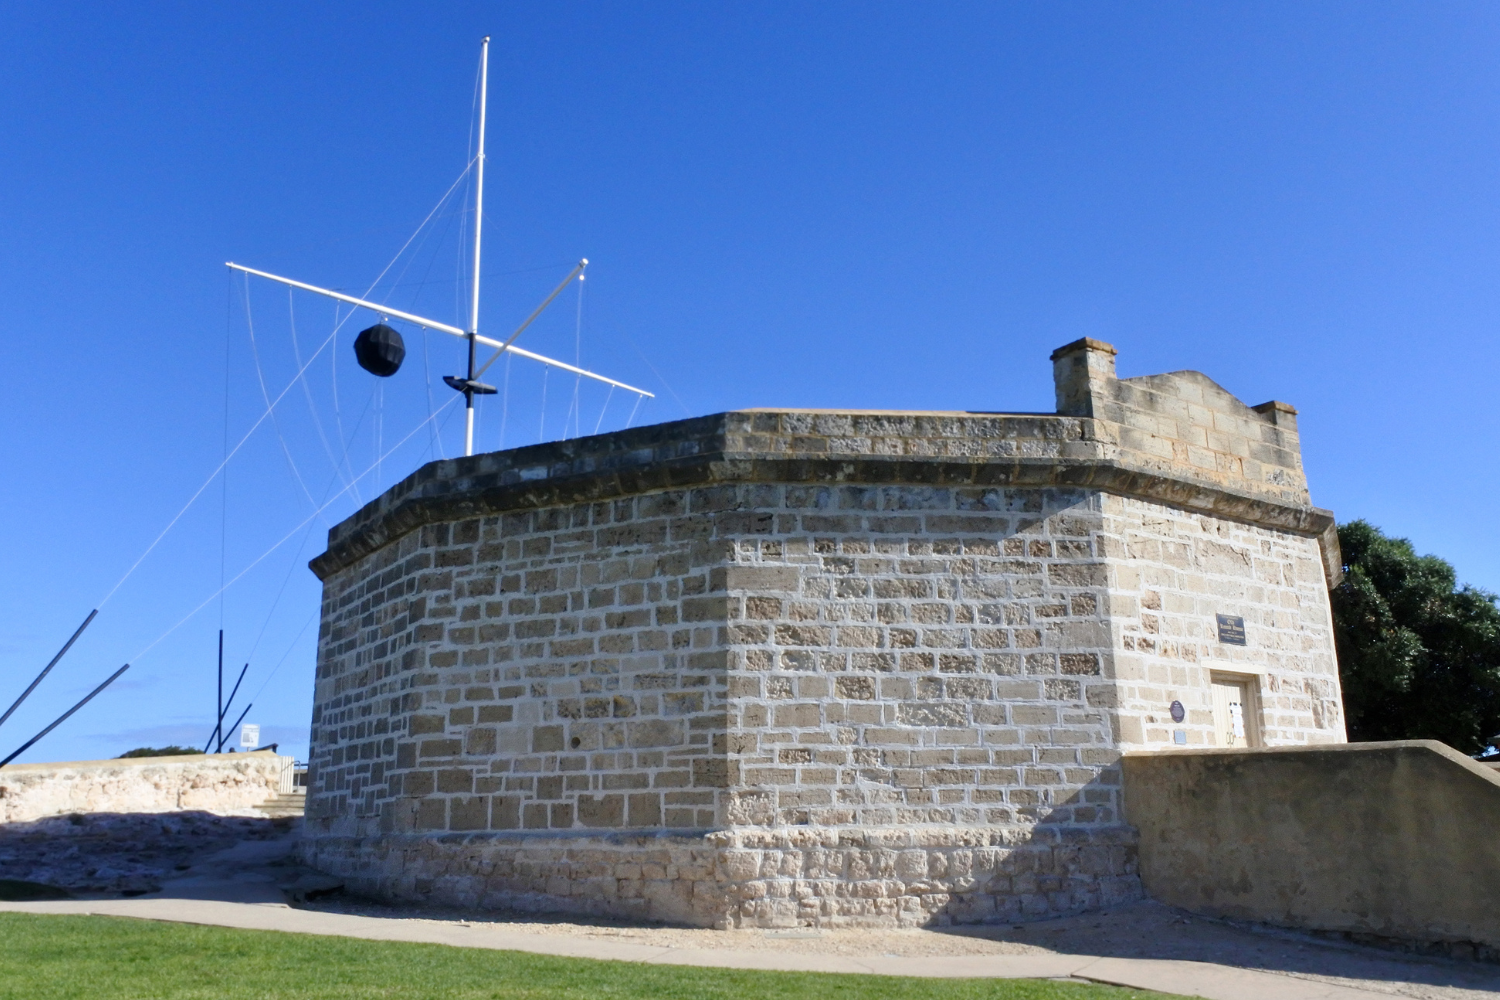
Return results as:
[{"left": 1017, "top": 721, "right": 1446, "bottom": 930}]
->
[
  {"left": 117, "top": 745, "right": 199, "bottom": 759},
  {"left": 1331, "top": 520, "right": 1500, "bottom": 752}
]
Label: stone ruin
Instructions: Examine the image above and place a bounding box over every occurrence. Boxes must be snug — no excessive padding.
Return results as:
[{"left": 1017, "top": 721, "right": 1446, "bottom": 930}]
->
[{"left": 298, "top": 338, "right": 1345, "bottom": 928}]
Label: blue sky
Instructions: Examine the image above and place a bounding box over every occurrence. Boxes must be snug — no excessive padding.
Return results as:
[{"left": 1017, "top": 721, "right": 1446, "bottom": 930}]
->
[{"left": 3, "top": 2, "right": 1499, "bottom": 764}]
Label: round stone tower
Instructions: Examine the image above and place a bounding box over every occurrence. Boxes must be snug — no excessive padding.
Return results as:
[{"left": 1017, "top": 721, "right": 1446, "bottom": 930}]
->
[{"left": 298, "top": 339, "right": 1344, "bottom": 927}]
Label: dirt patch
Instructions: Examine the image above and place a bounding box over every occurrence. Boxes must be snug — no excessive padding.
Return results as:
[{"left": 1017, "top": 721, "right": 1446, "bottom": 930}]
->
[{"left": 0, "top": 812, "right": 294, "bottom": 896}]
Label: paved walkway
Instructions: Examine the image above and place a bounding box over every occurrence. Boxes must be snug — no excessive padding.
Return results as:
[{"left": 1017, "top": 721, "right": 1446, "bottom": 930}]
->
[
  {"left": 1, "top": 822, "right": 1496, "bottom": 1000},
  {"left": 0, "top": 896, "right": 1400, "bottom": 999},
  {"left": 4, "top": 893, "right": 1496, "bottom": 1000}
]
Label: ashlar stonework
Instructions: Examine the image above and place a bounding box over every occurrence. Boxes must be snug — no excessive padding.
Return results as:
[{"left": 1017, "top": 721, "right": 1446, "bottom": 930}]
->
[{"left": 299, "top": 338, "right": 1345, "bottom": 928}]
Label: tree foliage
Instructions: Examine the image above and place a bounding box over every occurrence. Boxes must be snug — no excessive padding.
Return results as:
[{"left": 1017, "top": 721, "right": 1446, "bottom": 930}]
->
[
  {"left": 1331, "top": 520, "right": 1500, "bottom": 751},
  {"left": 117, "top": 746, "right": 199, "bottom": 759}
]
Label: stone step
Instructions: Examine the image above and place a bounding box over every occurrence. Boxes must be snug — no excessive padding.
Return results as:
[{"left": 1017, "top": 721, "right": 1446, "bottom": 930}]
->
[{"left": 254, "top": 792, "right": 306, "bottom": 818}]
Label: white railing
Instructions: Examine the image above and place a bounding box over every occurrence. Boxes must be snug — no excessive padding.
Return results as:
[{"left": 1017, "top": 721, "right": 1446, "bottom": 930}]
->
[{"left": 276, "top": 757, "right": 309, "bottom": 794}]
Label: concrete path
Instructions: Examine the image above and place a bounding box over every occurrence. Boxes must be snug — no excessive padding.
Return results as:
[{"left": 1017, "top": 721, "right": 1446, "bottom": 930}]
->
[
  {"left": 2, "top": 824, "right": 1495, "bottom": 1000},
  {"left": 0, "top": 894, "right": 1487, "bottom": 1000}
]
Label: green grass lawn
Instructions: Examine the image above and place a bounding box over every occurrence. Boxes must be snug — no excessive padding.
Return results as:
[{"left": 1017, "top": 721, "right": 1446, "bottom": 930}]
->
[{"left": 0, "top": 913, "right": 1181, "bottom": 1000}]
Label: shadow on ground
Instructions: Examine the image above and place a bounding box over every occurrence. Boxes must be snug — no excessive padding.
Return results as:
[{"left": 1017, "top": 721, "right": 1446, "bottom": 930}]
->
[
  {"left": 3, "top": 812, "right": 1497, "bottom": 1000},
  {"left": 0, "top": 811, "right": 304, "bottom": 899},
  {"left": 930, "top": 902, "right": 1500, "bottom": 998}
]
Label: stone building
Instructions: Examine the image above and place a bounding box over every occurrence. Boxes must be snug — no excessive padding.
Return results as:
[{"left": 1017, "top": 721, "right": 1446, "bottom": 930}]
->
[{"left": 299, "top": 338, "right": 1345, "bottom": 928}]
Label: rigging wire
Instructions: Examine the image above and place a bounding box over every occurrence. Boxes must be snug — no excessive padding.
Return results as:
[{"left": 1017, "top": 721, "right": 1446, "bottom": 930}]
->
[
  {"left": 247, "top": 389, "right": 465, "bottom": 707},
  {"left": 243, "top": 514, "right": 321, "bottom": 666},
  {"left": 626, "top": 393, "right": 644, "bottom": 428},
  {"left": 398, "top": 201, "right": 463, "bottom": 462},
  {"left": 499, "top": 352, "right": 511, "bottom": 450},
  {"left": 94, "top": 161, "right": 476, "bottom": 610},
  {"left": 327, "top": 381, "right": 378, "bottom": 504},
  {"left": 568, "top": 275, "right": 584, "bottom": 438},
  {"left": 288, "top": 289, "right": 355, "bottom": 496},
  {"left": 95, "top": 319, "right": 344, "bottom": 610},
  {"left": 246, "top": 606, "right": 318, "bottom": 707},
  {"left": 242, "top": 377, "right": 384, "bottom": 667},
  {"left": 422, "top": 330, "right": 442, "bottom": 460},
  {"left": 328, "top": 303, "right": 358, "bottom": 505},
  {"left": 245, "top": 274, "right": 327, "bottom": 520},
  {"left": 220, "top": 273, "right": 232, "bottom": 633},
  {"left": 538, "top": 368, "right": 549, "bottom": 442},
  {"left": 624, "top": 330, "right": 692, "bottom": 417},
  {"left": 127, "top": 394, "right": 462, "bottom": 665},
  {"left": 594, "top": 385, "right": 615, "bottom": 436}
]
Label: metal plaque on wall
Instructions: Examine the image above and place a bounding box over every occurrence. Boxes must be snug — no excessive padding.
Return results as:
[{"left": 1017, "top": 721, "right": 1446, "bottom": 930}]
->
[{"left": 1216, "top": 613, "right": 1247, "bottom": 645}]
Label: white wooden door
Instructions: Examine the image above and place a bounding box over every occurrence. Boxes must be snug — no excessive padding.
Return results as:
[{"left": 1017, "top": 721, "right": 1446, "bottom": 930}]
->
[{"left": 1210, "top": 677, "right": 1253, "bottom": 747}]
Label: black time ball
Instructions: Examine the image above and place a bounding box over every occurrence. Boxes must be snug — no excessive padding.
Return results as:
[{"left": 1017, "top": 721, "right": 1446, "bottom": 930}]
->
[{"left": 354, "top": 323, "right": 406, "bottom": 377}]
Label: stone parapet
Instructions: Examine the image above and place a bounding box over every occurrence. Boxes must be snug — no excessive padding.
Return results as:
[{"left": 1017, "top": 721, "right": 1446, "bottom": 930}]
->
[
  {"left": 311, "top": 405, "right": 1335, "bottom": 586},
  {"left": 0, "top": 753, "right": 287, "bottom": 823}
]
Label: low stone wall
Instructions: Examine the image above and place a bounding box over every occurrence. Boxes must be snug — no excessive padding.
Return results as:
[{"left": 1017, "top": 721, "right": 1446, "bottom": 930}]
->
[
  {"left": 299, "top": 824, "right": 1139, "bottom": 928},
  {"left": 1123, "top": 741, "right": 1500, "bottom": 954},
  {"left": 0, "top": 753, "right": 287, "bottom": 823}
]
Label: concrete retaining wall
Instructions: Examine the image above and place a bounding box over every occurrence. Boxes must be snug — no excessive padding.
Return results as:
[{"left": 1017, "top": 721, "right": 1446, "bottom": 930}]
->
[
  {"left": 1123, "top": 741, "right": 1500, "bottom": 953},
  {"left": 0, "top": 753, "right": 287, "bottom": 823}
]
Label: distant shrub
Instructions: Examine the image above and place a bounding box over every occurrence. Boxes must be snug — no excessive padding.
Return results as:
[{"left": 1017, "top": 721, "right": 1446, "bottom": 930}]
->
[{"left": 117, "top": 746, "right": 199, "bottom": 759}]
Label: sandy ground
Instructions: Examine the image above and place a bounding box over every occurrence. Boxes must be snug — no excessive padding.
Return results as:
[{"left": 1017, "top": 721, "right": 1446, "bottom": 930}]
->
[
  {"left": 3, "top": 816, "right": 1496, "bottom": 1000},
  {"left": 305, "top": 896, "right": 1500, "bottom": 1000}
]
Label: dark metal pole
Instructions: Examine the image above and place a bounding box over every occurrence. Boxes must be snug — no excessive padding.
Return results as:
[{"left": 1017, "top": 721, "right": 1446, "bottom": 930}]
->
[
  {"left": 0, "top": 663, "right": 130, "bottom": 768},
  {"left": 222, "top": 662, "right": 248, "bottom": 728},
  {"left": 222, "top": 701, "right": 253, "bottom": 751},
  {"left": 465, "top": 333, "right": 476, "bottom": 452},
  {"left": 202, "top": 662, "right": 248, "bottom": 754},
  {"left": 0, "top": 609, "right": 97, "bottom": 731},
  {"left": 214, "top": 630, "right": 224, "bottom": 753}
]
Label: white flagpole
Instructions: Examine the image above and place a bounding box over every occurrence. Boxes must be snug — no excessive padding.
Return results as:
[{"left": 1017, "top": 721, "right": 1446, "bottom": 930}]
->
[
  {"left": 224, "top": 262, "right": 653, "bottom": 396},
  {"left": 465, "top": 36, "right": 490, "bottom": 457}
]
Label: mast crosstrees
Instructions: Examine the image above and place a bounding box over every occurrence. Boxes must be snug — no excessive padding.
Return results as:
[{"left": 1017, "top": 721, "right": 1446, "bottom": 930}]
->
[{"left": 227, "top": 36, "right": 652, "bottom": 458}]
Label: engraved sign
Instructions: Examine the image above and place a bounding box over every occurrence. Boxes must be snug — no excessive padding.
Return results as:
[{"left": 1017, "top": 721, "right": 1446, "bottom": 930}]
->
[{"left": 1216, "top": 614, "right": 1247, "bottom": 645}]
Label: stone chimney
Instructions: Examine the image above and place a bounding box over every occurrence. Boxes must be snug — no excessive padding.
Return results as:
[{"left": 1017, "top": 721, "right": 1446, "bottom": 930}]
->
[
  {"left": 1051, "top": 338, "right": 1118, "bottom": 417},
  {"left": 1252, "top": 399, "right": 1299, "bottom": 433}
]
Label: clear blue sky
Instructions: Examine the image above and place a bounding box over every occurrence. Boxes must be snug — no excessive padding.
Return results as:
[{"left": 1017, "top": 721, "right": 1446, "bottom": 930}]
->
[{"left": 3, "top": 2, "right": 1499, "bottom": 764}]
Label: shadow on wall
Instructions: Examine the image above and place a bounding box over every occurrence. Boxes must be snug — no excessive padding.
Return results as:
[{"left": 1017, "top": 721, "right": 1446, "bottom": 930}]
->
[
  {"left": 302, "top": 766, "right": 1142, "bottom": 930},
  {"left": 1123, "top": 741, "right": 1500, "bottom": 959},
  {"left": 879, "top": 766, "right": 1143, "bottom": 929},
  {"left": 306, "top": 728, "right": 1143, "bottom": 928}
]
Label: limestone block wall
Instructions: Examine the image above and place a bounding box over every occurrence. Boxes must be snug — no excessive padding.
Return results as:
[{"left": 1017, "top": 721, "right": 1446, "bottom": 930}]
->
[
  {"left": 304, "top": 481, "right": 1143, "bottom": 926},
  {"left": 1102, "top": 494, "right": 1344, "bottom": 749},
  {"left": 0, "top": 753, "right": 286, "bottom": 823},
  {"left": 308, "top": 491, "right": 729, "bottom": 840},
  {"left": 716, "top": 484, "right": 1136, "bottom": 927},
  {"left": 717, "top": 485, "right": 1120, "bottom": 826}
]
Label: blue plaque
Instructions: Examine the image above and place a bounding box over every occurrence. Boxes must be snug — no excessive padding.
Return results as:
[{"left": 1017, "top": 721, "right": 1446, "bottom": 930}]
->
[{"left": 1216, "top": 613, "right": 1247, "bottom": 645}]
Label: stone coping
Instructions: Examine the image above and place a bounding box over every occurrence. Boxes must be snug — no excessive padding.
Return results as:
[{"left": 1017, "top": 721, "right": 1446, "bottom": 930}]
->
[
  {"left": 311, "top": 410, "right": 1337, "bottom": 583},
  {"left": 302, "top": 822, "right": 1137, "bottom": 849},
  {"left": 0, "top": 752, "right": 286, "bottom": 773},
  {"left": 1124, "top": 739, "right": 1500, "bottom": 784}
]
